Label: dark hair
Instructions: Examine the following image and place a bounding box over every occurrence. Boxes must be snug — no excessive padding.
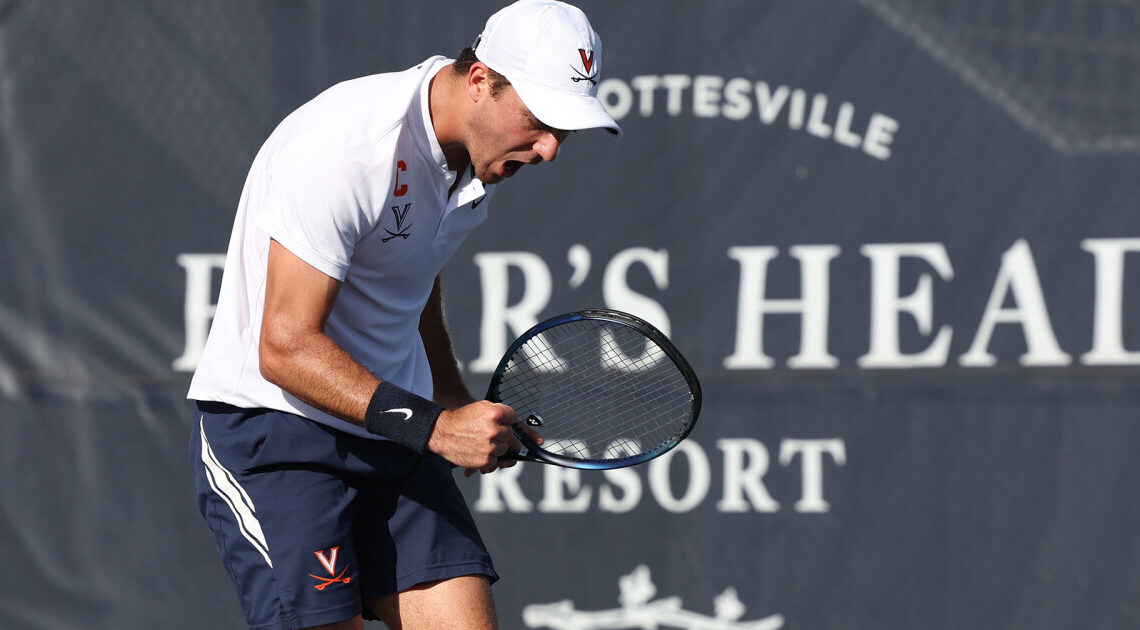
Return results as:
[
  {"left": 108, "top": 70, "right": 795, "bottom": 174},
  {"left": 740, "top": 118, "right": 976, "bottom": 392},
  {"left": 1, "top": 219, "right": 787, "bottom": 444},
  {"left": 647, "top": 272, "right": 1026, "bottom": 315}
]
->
[{"left": 452, "top": 47, "right": 512, "bottom": 97}]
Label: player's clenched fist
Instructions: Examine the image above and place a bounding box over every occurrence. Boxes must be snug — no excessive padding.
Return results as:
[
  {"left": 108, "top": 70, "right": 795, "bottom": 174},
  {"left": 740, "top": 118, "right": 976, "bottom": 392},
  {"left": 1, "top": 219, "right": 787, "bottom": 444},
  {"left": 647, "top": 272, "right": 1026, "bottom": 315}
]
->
[{"left": 427, "top": 400, "right": 521, "bottom": 472}]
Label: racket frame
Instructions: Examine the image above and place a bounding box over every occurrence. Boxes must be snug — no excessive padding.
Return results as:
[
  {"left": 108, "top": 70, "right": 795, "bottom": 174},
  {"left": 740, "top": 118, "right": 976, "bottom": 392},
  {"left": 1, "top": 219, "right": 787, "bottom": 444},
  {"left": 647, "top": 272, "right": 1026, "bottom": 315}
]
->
[{"left": 485, "top": 309, "right": 702, "bottom": 470}]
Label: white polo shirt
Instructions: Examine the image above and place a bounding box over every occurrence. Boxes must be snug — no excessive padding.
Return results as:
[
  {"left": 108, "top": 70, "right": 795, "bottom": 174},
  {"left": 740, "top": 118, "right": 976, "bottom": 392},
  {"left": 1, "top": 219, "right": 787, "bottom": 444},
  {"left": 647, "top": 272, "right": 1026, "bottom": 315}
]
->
[{"left": 188, "top": 56, "right": 493, "bottom": 439}]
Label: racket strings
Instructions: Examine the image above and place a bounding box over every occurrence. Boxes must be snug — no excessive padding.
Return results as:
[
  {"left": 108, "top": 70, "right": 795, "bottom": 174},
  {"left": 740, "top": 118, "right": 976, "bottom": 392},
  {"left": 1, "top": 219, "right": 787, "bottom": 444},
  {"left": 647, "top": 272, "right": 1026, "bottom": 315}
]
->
[{"left": 496, "top": 319, "right": 695, "bottom": 463}]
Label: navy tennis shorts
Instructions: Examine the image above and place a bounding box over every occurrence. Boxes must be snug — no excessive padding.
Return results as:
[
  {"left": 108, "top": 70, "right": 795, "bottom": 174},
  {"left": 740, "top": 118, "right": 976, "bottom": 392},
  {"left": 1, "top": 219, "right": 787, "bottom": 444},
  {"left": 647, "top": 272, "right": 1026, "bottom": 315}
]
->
[{"left": 189, "top": 401, "right": 497, "bottom": 630}]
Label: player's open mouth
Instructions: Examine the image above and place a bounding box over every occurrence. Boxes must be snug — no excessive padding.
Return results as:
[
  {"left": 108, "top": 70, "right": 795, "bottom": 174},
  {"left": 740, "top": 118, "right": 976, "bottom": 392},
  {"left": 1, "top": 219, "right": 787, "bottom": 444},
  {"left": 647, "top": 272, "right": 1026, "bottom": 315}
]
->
[{"left": 502, "top": 160, "right": 522, "bottom": 177}]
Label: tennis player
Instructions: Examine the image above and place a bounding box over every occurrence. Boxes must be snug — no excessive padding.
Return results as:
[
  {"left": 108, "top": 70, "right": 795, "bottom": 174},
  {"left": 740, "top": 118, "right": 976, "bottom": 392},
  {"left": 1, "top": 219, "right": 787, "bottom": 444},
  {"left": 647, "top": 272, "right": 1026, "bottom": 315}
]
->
[{"left": 186, "top": 1, "right": 620, "bottom": 628}]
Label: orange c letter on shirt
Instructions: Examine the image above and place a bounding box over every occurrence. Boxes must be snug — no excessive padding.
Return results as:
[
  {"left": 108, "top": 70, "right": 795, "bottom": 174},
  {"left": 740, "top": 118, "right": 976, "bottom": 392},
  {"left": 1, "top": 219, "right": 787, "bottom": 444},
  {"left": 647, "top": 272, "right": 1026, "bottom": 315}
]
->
[{"left": 394, "top": 160, "right": 408, "bottom": 197}]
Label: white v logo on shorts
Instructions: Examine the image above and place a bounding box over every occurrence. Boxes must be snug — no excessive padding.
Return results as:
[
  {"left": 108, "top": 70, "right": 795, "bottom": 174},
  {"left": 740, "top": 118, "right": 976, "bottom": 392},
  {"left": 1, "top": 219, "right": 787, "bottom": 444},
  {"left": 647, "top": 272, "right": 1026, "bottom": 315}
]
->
[{"left": 315, "top": 547, "right": 340, "bottom": 576}]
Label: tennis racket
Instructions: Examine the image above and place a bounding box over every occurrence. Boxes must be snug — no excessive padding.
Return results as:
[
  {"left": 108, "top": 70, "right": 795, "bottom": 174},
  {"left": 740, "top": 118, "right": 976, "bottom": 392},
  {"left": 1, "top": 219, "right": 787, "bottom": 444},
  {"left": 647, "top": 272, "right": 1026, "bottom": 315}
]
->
[{"left": 486, "top": 309, "right": 701, "bottom": 470}]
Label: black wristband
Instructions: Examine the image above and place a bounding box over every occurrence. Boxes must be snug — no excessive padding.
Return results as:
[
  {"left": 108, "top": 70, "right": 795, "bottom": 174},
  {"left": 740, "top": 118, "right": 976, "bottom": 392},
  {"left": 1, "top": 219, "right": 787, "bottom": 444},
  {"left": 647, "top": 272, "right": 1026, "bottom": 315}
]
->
[{"left": 363, "top": 381, "right": 445, "bottom": 454}]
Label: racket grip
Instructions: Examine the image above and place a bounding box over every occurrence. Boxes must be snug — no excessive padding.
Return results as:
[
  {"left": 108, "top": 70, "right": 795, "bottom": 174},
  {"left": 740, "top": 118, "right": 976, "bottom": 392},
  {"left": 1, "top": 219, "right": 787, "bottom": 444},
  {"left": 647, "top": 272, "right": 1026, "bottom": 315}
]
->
[{"left": 499, "top": 447, "right": 538, "bottom": 462}]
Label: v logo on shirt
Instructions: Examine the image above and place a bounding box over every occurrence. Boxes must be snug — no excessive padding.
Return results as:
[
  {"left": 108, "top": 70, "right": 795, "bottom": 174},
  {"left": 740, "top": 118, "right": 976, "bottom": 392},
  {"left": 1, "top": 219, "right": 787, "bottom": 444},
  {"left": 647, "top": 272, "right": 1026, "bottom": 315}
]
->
[{"left": 383, "top": 203, "right": 413, "bottom": 242}]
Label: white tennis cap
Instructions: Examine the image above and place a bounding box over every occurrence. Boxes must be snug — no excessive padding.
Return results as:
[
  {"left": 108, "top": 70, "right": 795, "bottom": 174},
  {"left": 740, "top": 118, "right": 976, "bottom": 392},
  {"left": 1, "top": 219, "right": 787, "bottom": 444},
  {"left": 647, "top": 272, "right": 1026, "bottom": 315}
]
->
[{"left": 473, "top": 0, "right": 622, "bottom": 136}]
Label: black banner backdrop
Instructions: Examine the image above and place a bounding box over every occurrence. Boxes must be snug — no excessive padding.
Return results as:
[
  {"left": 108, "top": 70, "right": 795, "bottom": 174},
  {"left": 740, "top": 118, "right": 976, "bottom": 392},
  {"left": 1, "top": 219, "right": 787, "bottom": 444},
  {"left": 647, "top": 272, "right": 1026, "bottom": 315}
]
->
[{"left": 2, "top": 1, "right": 1138, "bottom": 628}]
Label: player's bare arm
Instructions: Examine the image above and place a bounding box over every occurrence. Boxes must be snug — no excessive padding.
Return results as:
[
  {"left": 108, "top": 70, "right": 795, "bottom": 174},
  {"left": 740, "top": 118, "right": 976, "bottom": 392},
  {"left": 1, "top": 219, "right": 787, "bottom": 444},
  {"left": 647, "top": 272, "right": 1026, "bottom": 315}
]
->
[
  {"left": 418, "top": 275, "right": 477, "bottom": 410},
  {"left": 259, "top": 240, "right": 377, "bottom": 420},
  {"left": 259, "top": 239, "right": 522, "bottom": 470},
  {"left": 419, "top": 273, "right": 545, "bottom": 473}
]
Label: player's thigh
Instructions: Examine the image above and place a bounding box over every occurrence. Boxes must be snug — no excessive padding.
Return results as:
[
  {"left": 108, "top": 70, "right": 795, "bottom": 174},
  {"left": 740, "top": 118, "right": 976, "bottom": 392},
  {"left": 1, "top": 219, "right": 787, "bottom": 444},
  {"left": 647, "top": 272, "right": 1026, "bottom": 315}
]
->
[{"left": 367, "top": 575, "right": 497, "bottom": 630}]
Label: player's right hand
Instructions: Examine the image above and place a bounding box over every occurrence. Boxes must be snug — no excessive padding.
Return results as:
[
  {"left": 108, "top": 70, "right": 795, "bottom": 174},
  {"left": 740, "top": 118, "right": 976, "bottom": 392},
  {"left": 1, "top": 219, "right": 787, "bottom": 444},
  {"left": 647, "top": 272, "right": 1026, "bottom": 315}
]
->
[{"left": 427, "top": 400, "right": 522, "bottom": 473}]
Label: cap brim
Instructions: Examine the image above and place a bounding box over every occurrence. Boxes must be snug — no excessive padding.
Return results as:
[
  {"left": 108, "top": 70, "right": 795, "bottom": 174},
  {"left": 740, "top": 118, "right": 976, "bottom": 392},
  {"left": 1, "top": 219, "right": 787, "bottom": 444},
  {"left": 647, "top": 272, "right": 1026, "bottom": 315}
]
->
[{"left": 510, "top": 77, "right": 622, "bottom": 136}]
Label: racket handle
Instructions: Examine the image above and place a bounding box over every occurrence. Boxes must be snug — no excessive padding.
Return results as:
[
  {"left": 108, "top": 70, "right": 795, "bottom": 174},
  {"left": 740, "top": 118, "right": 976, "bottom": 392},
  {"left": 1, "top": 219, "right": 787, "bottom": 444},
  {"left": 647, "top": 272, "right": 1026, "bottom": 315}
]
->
[
  {"left": 506, "top": 424, "right": 543, "bottom": 462},
  {"left": 500, "top": 447, "right": 539, "bottom": 462}
]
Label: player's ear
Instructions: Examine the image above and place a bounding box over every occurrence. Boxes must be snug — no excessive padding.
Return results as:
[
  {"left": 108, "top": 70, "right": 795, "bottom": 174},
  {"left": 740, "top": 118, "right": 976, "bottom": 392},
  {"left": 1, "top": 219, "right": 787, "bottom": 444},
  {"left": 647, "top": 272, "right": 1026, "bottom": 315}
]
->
[{"left": 466, "top": 62, "right": 492, "bottom": 102}]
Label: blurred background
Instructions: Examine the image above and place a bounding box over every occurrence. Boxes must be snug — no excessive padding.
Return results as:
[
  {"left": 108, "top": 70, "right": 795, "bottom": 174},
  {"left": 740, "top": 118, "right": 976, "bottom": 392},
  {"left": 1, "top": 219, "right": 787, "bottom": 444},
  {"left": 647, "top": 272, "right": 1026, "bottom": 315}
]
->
[{"left": 2, "top": 1, "right": 1138, "bottom": 628}]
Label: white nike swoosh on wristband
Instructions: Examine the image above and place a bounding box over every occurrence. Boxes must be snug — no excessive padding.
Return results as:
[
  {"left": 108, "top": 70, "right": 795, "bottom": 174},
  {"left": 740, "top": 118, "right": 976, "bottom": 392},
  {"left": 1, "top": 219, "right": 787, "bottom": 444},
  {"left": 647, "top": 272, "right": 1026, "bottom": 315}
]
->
[{"left": 384, "top": 408, "right": 414, "bottom": 421}]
